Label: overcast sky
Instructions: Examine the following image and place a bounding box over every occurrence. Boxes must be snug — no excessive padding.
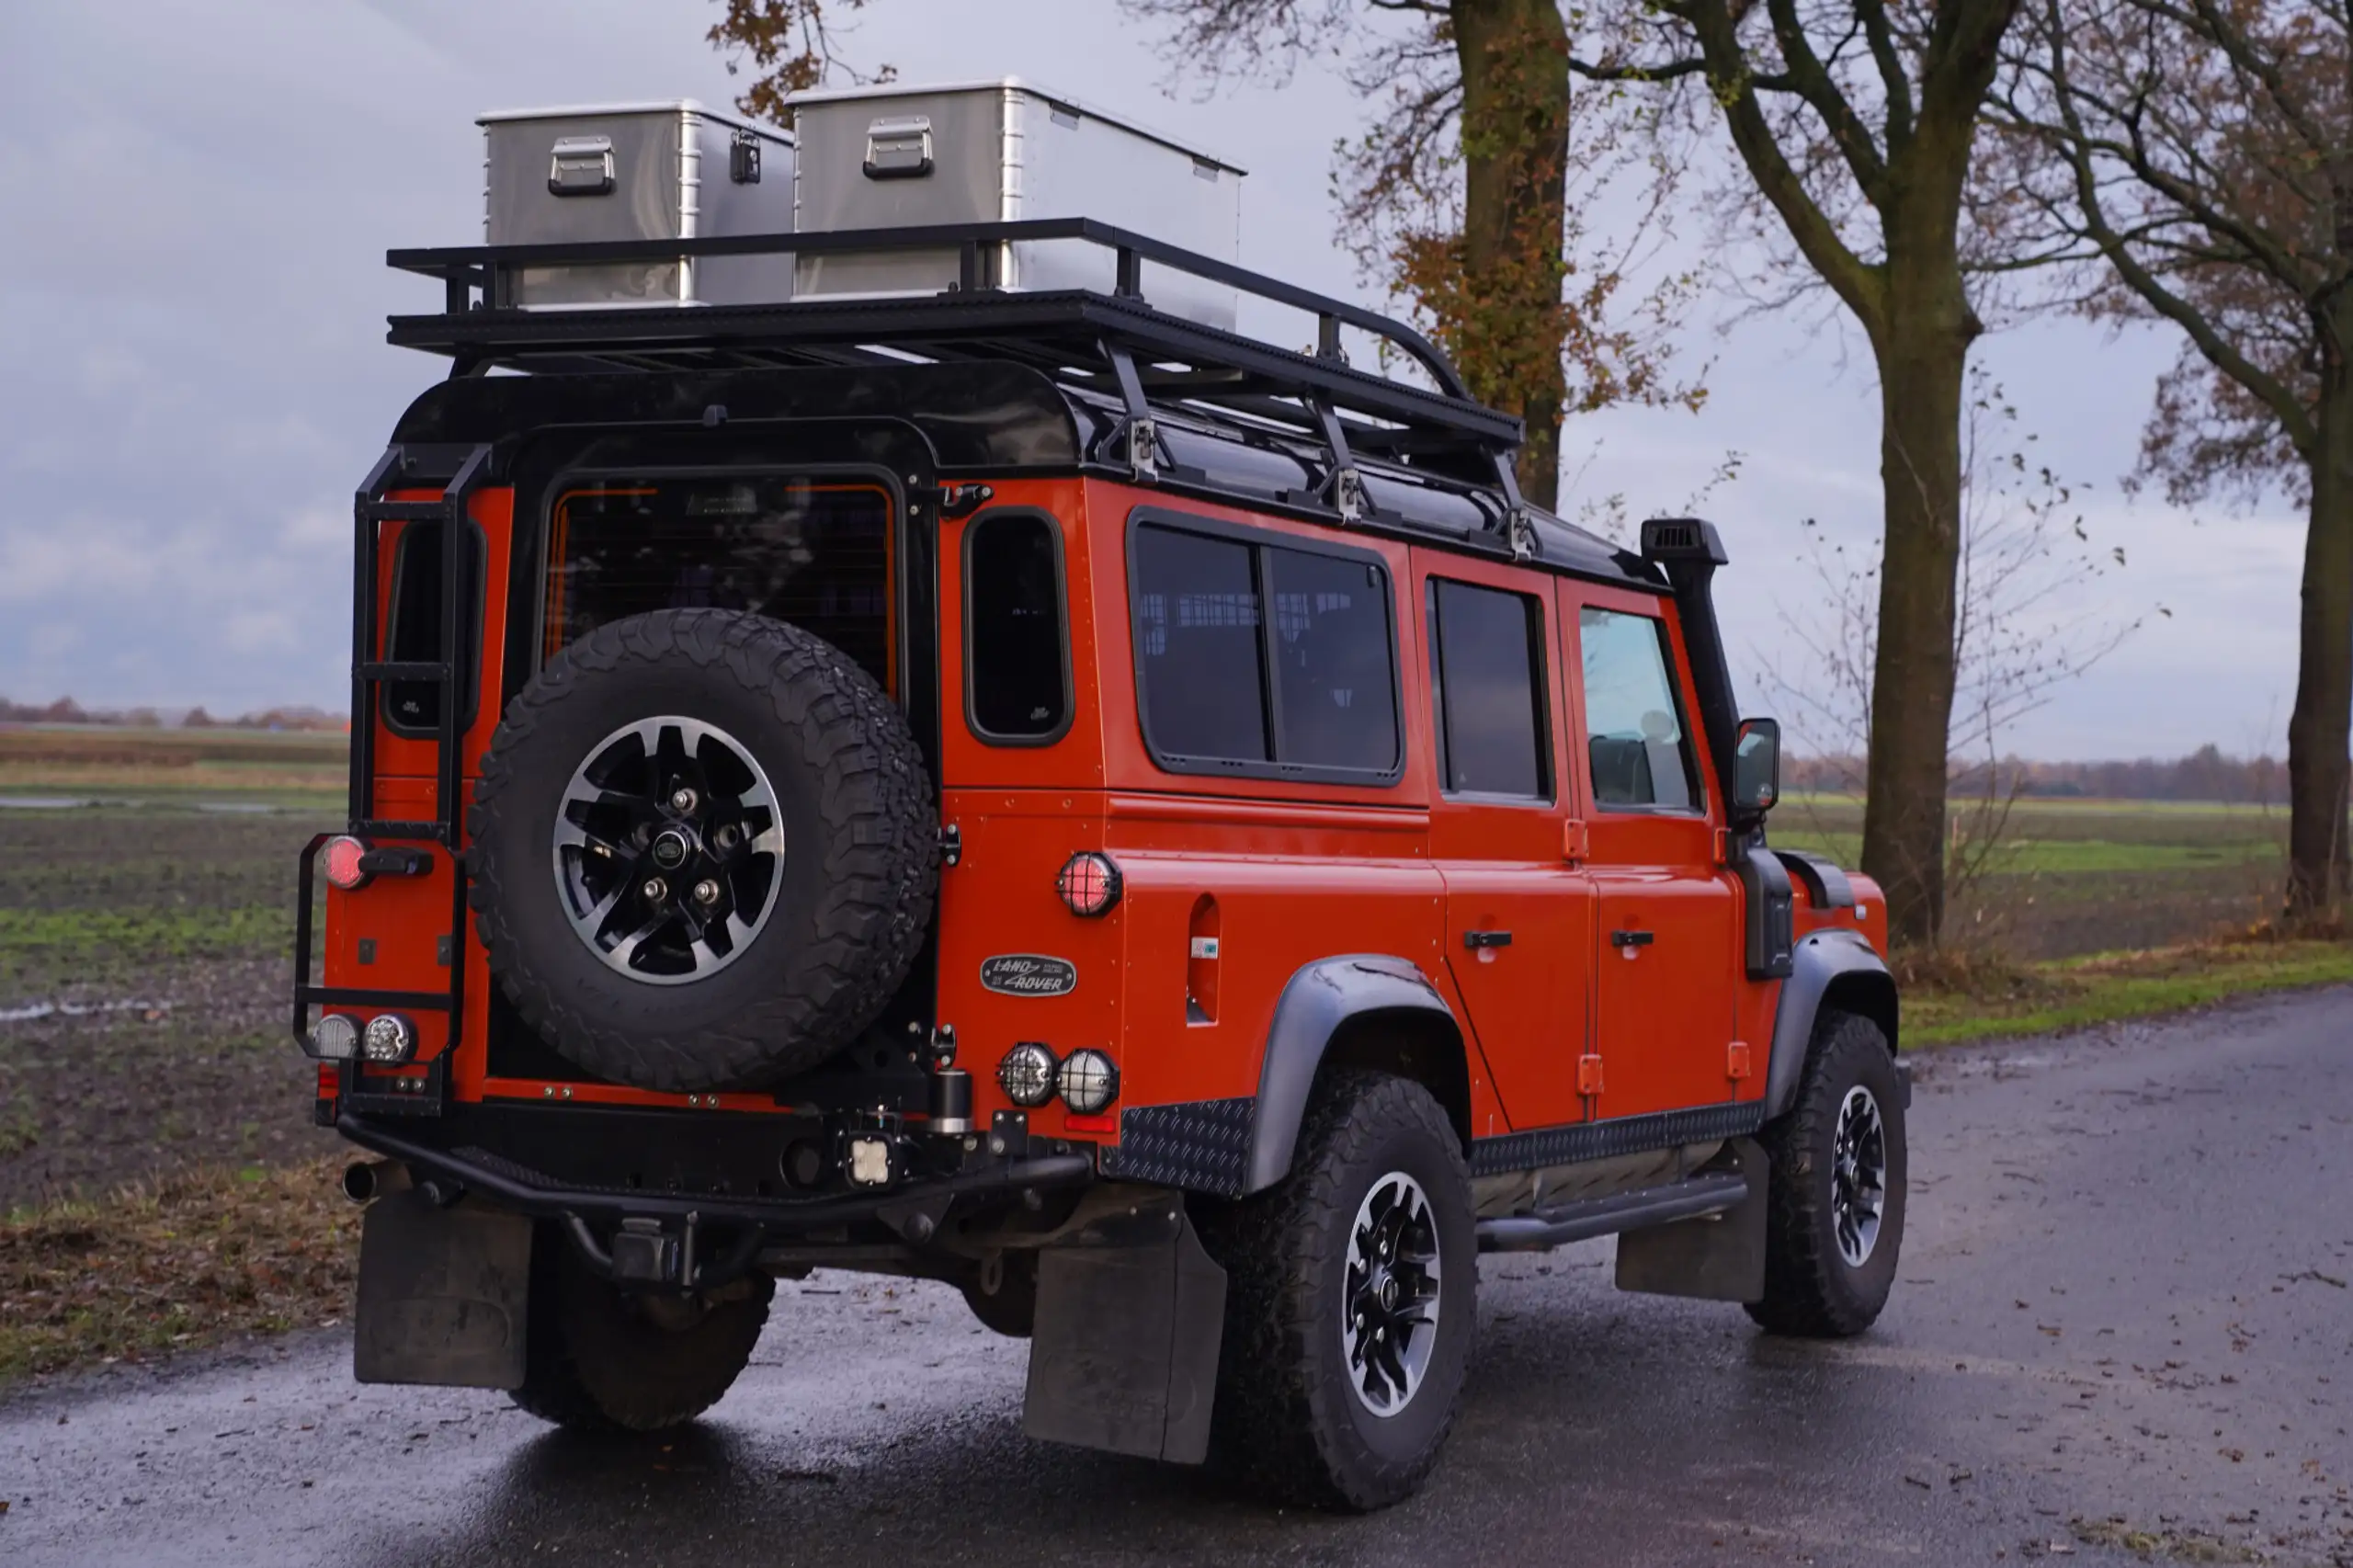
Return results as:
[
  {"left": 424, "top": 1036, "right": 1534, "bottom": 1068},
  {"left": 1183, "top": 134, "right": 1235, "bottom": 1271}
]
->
[{"left": 0, "top": 0, "right": 2302, "bottom": 758}]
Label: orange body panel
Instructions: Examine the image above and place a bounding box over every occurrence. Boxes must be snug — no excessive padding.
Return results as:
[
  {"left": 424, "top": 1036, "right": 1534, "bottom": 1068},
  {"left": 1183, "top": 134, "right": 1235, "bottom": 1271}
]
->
[{"left": 324, "top": 467, "right": 1882, "bottom": 1142}]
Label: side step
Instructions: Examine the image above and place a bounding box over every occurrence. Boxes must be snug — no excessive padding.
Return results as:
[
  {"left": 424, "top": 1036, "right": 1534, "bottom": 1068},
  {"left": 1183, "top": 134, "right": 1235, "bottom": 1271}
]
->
[{"left": 1474, "top": 1171, "right": 1750, "bottom": 1254}]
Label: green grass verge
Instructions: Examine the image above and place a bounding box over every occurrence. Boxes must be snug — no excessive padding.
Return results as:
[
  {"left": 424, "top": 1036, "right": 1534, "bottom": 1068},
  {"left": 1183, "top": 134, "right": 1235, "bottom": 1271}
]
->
[
  {"left": 1908, "top": 939, "right": 2353, "bottom": 1046},
  {"left": 0, "top": 1158, "right": 355, "bottom": 1382}
]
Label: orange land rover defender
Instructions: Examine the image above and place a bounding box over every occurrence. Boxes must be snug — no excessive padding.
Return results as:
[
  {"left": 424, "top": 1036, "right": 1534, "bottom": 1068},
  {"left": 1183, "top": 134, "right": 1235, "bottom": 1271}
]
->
[{"left": 300, "top": 97, "right": 1904, "bottom": 1513}]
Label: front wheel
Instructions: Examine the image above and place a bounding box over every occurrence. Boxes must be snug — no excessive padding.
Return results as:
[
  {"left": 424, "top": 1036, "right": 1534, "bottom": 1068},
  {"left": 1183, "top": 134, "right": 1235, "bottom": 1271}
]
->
[
  {"left": 1745, "top": 1010, "right": 1907, "bottom": 1337},
  {"left": 1205, "top": 1070, "right": 1475, "bottom": 1512}
]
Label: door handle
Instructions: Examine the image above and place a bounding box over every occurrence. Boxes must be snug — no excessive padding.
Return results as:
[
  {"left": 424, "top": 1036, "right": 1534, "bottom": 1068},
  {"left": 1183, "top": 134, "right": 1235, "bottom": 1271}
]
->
[
  {"left": 1610, "top": 929, "right": 1654, "bottom": 949},
  {"left": 1463, "top": 930, "right": 1513, "bottom": 949}
]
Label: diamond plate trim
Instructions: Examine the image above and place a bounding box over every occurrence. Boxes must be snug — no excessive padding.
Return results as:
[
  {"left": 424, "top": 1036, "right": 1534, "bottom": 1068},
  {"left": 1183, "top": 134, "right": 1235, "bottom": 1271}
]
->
[
  {"left": 1099, "top": 1096, "right": 1256, "bottom": 1197},
  {"left": 1469, "top": 1101, "right": 1767, "bottom": 1178}
]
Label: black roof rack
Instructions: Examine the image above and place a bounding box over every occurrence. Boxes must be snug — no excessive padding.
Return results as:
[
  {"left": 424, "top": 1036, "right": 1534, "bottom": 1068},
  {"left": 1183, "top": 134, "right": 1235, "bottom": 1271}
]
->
[{"left": 385, "top": 217, "right": 1539, "bottom": 540}]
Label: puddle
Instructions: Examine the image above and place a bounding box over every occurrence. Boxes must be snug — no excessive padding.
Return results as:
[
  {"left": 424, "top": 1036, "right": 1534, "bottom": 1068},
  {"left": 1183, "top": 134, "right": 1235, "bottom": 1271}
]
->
[
  {"left": 0, "top": 796, "right": 103, "bottom": 810},
  {"left": 195, "top": 801, "right": 281, "bottom": 814},
  {"left": 0, "top": 999, "right": 174, "bottom": 1024}
]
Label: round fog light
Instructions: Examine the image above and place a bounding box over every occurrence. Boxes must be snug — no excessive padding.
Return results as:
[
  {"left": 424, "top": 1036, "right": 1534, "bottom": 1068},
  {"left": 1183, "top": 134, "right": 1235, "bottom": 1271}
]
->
[
  {"left": 310, "top": 1013, "right": 359, "bottom": 1062},
  {"left": 998, "top": 1042, "right": 1059, "bottom": 1108},
  {"left": 362, "top": 1013, "right": 417, "bottom": 1064},
  {"left": 1058, "top": 1049, "right": 1120, "bottom": 1116}
]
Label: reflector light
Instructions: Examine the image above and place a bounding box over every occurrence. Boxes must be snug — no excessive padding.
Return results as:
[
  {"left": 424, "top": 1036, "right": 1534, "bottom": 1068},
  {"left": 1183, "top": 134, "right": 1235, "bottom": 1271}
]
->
[
  {"left": 323, "top": 835, "right": 370, "bottom": 891},
  {"left": 309, "top": 1013, "right": 360, "bottom": 1062},
  {"left": 998, "top": 1042, "right": 1059, "bottom": 1108},
  {"left": 362, "top": 1013, "right": 417, "bottom": 1064},
  {"left": 1056, "top": 852, "right": 1122, "bottom": 917},
  {"left": 1058, "top": 1049, "right": 1120, "bottom": 1116}
]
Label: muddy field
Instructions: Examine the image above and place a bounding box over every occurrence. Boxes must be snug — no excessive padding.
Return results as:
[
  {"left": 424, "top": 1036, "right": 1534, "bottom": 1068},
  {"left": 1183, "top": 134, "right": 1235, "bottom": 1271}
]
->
[{"left": 0, "top": 805, "right": 340, "bottom": 1213}]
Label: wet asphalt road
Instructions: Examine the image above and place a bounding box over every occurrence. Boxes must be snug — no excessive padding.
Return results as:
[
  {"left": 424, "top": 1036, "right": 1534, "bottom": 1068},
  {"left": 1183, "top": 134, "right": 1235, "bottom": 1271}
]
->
[{"left": 5, "top": 990, "right": 2350, "bottom": 1567}]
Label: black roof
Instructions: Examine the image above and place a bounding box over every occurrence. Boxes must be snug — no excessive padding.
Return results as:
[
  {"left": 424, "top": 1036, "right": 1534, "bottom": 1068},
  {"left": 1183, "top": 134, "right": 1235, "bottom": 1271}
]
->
[{"left": 381, "top": 217, "right": 1658, "bottom": 590}]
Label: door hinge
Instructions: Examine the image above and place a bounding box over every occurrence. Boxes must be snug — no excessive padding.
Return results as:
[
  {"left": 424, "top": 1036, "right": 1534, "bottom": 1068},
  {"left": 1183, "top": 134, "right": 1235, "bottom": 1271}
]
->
[
  {"left": 1562, "top": 818, "right": 1588, "bottom": 864},
  {"left": 1577, "top": 1053, "right": 1605, "bottom": 1096},
  {"left": 938, "top": 824, "right": 962, "bottom": 867},
  {"left": 1727, "top": 1040, "right": 1753, "bottom": 1081}
]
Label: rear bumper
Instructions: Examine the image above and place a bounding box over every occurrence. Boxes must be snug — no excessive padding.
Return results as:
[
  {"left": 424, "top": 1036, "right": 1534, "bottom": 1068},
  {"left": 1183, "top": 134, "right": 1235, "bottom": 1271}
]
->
[{"left": 339, "top": 1113, "right": 1096, "bottom": 1287}]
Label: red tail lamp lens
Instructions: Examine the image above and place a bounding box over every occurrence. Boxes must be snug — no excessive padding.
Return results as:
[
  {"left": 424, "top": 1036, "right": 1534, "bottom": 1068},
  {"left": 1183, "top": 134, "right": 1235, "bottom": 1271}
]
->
[
  {"left": 1057, "top": 852, "right": 1122, "bottom": 917},
  {"left": 324, "top": 835, "right": 370, "bottom": 891}
]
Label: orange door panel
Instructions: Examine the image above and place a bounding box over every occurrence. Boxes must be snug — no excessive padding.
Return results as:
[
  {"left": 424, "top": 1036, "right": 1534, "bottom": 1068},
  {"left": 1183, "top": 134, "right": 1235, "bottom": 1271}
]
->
[
  {"left": 1563, "top": 580, "right": 1740, "bottom": 1119},
  {"left": 1415, "top": 550, "right": 1593, "bottom": 1131}
]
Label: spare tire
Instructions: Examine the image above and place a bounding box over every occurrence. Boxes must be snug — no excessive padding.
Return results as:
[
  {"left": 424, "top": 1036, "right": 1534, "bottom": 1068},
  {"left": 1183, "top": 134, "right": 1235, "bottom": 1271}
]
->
[{"left": 467, "top": 608, "right": 937, "bottom": 1092}]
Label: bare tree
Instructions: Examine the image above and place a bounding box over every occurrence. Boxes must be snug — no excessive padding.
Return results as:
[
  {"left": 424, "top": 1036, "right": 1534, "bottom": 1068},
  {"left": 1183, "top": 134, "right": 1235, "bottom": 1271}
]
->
[
  {"left": 1985, "top": 0, "right": 2353, "bottom": 923},
  {"left": 1562, "top": 0, "right": 2026, "bottom": 948},
  {"left": 1767, "top": 370, "right": 2145, "bottom": 939}
]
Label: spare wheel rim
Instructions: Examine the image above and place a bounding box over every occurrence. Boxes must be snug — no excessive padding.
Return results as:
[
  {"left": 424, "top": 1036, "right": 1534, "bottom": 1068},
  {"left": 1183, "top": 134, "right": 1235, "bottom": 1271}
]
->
[{"left": 550, "top": 715, "right": 785, "bottom": 986}]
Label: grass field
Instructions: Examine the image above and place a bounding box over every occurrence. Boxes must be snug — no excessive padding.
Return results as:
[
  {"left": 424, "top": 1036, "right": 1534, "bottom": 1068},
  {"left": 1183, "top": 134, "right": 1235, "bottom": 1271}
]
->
[{"left": 1772, "top": 793, "right": 2293, "bottom": 960}]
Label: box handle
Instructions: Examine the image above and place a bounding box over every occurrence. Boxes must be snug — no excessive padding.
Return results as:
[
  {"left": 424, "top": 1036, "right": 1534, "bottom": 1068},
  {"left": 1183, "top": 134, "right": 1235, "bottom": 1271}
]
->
[
  {"left": 864, "top": 115, "right": 934, "bottom": 180},
  {"left": 547, "top": 135, "right": 615, "bottom": 197}
]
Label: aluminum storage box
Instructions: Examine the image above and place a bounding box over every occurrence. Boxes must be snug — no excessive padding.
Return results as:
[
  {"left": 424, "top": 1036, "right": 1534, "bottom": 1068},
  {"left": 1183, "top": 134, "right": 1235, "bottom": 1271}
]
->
[
  {"left": 788, "top": 79, "right": 1245, "bottom": 328},
  {"left": 480, "top": 101, "right": 794, "bottom": 308}
]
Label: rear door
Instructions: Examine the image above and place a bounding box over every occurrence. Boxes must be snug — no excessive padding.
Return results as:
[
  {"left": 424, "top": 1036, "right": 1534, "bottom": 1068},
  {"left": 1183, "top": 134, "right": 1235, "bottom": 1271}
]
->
[
  {"left": 1416, "top": 551, "right": 1595, "bottom": 1133},
  {"left": 1563, "top": 583, "right": 1740, "bottom": 1120}
]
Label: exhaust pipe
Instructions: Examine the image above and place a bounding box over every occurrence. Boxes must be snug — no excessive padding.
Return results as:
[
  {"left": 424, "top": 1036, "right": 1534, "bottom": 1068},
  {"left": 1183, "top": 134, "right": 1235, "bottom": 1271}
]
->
[{"left": 342, "top": 1158, "right": 414, "bottom": 1204}]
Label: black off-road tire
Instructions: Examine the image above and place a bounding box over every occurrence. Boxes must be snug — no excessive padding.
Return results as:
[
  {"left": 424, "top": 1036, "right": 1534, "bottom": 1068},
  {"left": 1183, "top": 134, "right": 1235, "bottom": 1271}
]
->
[
  {"left": 1745, "top": 1010, "right": 1907, "bottom": 1337},
  {"left": 1203, "top": 1070, "right": 1475, "bottom": 1513},
  {"left": 510, "top": 1227, "right": 774, "bottom": 1434},
  {"left": 468, "top": 608, "right": 936, "bottom": 1092}
]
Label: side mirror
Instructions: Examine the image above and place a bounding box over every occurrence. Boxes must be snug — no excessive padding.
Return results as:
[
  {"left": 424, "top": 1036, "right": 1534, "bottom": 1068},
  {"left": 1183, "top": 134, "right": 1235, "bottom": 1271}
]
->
[{"left": 1733, "top": 717, "right": 1780, "bottom": 817}]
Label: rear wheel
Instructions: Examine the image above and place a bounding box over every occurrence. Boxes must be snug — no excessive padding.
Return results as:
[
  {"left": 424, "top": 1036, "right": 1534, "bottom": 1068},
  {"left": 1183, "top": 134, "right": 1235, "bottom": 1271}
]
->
[
  {"left": 510, "top": 1227, "right": 773, "bottom": 1434},
  {"left": 1205, "top": 1070, "right": 1474, "bottom": 1512},
  {"left": 1745, "top": 1010, "right": 1906, "bottom": 1337}
]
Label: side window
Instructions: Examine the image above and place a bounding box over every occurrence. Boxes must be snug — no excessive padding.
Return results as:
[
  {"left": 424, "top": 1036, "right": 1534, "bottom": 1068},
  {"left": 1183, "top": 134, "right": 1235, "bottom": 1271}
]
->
[
  {"left": 1426, "top": 578, "right": 1550, "bottom": 800},
  {"left": 1133, "top": 526, "right": 1268, "bottom": 762},
  {"left": 382, "top": 520, "right": 483, "bottom": 737},
  {"left": 1577, "top": 606, "right": 1699, "bottom": 811},
  {"left": 964, "top": 511, "right": 1070, "bottom": 744},
  {"left": 1267, "top": 546, "right": 1398, "bottom": 771},
  {"left": 1131, "top": 518, "right": 1401, "bottom": 780}
]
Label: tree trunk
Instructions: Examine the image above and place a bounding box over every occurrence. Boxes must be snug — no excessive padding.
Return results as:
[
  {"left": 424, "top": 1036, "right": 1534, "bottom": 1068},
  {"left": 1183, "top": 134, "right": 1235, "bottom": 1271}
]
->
[
  {"left": 1449, "top": 0, "right": 1570, "bottom": 509},
  {"left": 2284, "top": 347, "right": 2353, "bottom": 922},
  {"left": 1859, "top": 266, "right": 1973, "bottom": 949}
]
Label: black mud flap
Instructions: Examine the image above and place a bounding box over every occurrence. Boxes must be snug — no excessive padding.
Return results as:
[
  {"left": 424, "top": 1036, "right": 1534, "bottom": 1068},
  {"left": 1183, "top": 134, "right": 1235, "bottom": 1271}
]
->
[
  {"left": 1614, "top": 1137, "right": 1769, "bottom": 1303},
  {"left": 1021, "top": 1193, "right": 1226, "bottom": 1464},
  {"left": 354, "top": 1189, "right": 532, "bottom": 1389}
]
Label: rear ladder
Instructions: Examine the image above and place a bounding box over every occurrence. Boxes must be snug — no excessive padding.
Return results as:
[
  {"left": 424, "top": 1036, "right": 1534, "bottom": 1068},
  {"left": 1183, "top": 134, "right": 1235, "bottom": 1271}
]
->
[{"left": 291, "top": 443, "right": 492, "bottom": 1110}]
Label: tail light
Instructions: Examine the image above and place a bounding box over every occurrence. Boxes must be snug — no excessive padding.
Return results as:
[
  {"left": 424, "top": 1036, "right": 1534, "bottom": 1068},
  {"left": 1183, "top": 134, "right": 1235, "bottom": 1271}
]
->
[
  {"left": 362, "top": 1013, "right": 417, "bottom": 1064},
  {"left": 1056, "top": 852, "right": 1122, "bottom": 917},
  {"left": 308, "top": 1013, "right": 359, "bottom": 1061},
  {"left": 323, "top": 835, "right": 370, "bottom": 891}
]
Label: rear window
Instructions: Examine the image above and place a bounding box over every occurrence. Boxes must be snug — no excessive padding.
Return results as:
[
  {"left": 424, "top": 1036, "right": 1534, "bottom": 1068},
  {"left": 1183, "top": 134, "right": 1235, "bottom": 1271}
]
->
[
  {"left": 964, "top": 510, "right": 1071, "bottom": 744},
  {"left": 542, "top": 475, "right": 894, "bottom": 692},
  {"left": 1130, "top": 517, "right": 1400, "bottom": 781}
]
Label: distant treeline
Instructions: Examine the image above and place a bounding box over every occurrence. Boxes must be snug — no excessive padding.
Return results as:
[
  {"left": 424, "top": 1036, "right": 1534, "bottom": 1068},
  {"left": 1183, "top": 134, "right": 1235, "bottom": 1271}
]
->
[
  {"left": 0, "top": 696, "right": 346, "bottom": 733},
  {"left": 1789, "top": 744, "right": 2288, "bottom": 805}
]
